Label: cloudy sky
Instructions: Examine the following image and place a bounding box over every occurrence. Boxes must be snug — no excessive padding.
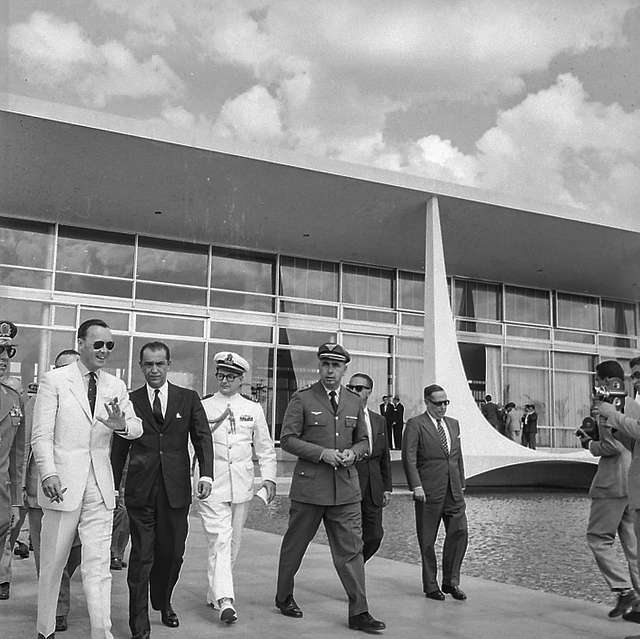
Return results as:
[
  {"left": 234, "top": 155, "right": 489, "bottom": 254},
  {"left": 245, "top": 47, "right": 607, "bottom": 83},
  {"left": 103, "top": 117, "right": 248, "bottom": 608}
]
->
[{"left": 4, "top": 1, "right": 640, "bottom": 220}]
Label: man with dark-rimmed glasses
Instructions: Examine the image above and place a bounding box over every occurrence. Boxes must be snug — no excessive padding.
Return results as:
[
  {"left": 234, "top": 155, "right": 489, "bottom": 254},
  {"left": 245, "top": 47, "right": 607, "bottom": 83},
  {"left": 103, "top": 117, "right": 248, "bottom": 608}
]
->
[{"left": 401, "top": 384, "right": 468, "bottom": 603}]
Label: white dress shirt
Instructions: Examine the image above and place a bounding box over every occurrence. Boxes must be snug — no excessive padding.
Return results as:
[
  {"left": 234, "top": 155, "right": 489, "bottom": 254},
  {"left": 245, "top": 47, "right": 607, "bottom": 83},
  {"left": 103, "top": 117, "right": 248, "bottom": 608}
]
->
[
  {"left": 364, "top": 408, "right": 373, "bottom": 455},
  {"left": 146, "top": 382, "right": 168, "bottom": 416}
]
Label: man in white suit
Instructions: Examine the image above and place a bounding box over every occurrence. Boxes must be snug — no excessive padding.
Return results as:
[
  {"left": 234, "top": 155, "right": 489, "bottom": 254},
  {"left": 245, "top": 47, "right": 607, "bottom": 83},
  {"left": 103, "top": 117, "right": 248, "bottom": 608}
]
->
[{"left": 32, "top": 318, "right": 142, "bottom": 639}]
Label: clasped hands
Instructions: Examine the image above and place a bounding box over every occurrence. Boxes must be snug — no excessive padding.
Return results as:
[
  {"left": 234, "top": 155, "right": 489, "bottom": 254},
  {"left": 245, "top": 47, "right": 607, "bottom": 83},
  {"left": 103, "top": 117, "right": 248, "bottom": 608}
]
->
[{"left": 321, "top": 448, "right": 356, "bottom": 469}]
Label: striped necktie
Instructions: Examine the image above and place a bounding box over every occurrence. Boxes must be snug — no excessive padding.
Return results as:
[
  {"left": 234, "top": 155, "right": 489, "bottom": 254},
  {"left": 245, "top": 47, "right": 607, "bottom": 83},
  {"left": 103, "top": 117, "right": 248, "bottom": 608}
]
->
[{"left": 436, "top": 418, "right": 449, "bottom": 455}]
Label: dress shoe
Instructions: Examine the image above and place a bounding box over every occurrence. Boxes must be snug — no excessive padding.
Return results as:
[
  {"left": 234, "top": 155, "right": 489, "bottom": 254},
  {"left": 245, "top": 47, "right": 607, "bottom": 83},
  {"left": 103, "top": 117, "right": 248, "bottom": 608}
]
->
[
  {"left": 55, "top": 615, "right": 68, "bottom": 631},
  {"left": 442, "top": 584, "right": 467, "bottom": 600},
  {"left": 348, "top": 612, "right": 386, "bottom": 633},
  {"left": 218, "top": 597, "right": 238, "bottom": 624},
  {"left": 37, "top": 634, "right": 55, "bottom": 639},
  {"left": 611, "top": 591, "right": 638, "bottom": 617},
  {"left": 425, "top": 589, "right": 445, "bottom": 601},
  {"left": 14, "top": 541, "right": 29, "bottom": 559},
  {"left": 110, "top": 557, "right": 123, "bottom": 570},
  {"left": 0, "top": 582, "right": 9, "bottom": 600},
  {"left": 131, "top": 633, "right": 150, "bottom": 639},
  {"left": 275, "top": 594, "right": 303, "bottom": 618},
  {"left": 161, "top": 604, "right": 179, "bottom": 628},
  {"left": 624, "top": 610, "right": 640, "bottom": 623}
]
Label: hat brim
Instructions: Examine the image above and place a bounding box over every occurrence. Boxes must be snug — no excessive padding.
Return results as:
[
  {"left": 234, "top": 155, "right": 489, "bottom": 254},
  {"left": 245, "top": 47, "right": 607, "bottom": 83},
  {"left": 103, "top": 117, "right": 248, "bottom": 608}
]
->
[{"left": 216, "top": 363, "right": 246, "bottom": 374}]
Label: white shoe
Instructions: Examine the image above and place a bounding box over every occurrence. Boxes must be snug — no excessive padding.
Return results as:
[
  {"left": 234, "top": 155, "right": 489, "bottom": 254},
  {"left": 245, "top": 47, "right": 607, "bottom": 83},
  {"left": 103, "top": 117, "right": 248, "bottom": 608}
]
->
[{"left": 218, "top": 598, "right": 237, "bottom": 624}]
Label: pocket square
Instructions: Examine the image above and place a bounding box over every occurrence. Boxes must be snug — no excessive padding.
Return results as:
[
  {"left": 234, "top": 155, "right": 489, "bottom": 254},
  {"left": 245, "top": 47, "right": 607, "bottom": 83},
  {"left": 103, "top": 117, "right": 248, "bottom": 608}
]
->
[
  {"left": 311, "top": 411, "right": 323, "bottom": 415},
  {"left": 176, "top": 412, "right": 183, "bottom": 419}
]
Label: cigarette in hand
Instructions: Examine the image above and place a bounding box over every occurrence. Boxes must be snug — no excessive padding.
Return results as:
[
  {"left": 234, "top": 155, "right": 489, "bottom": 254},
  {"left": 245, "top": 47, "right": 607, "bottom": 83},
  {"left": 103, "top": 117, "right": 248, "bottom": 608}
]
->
[{"left": 50, "top": 487, "right": 68, "bottom": 502}]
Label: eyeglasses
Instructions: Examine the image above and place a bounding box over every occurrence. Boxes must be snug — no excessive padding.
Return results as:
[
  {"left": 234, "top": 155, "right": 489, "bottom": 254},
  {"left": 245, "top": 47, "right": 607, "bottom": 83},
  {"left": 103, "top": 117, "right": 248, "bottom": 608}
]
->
[
  {"left": 428, "top": 399, "right": 450, "bottom": 407},
  {"left": 92, "top": 341, "right": 115, "bottom": 351},
  {"left": 216, "top": 372, "right": 241, "bottom": 382},
  {"left": 347, "top": 384, "right": 371, "bottom": 392},
  {"left": 0, "top": 345, "right": 16, "bottom": 358}
]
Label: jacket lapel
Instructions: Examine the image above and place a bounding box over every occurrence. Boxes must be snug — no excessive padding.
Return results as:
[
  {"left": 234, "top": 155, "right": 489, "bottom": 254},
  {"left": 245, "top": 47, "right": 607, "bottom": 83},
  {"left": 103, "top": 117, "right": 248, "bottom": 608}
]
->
[
  {"left": 422, "top": 412, "right": 449, "bottom": 456},
  {"left": 132, "top": 386, "right": 158, "bottom": 432},
  {"left": 312, "top": 381, "right": 335, "bottom": 415},
  {"left": 163, "top": 383, "right": 179, "bottom": 431},
  {"left": 68, "top": 363, "right": 92, "bottom": 422}
]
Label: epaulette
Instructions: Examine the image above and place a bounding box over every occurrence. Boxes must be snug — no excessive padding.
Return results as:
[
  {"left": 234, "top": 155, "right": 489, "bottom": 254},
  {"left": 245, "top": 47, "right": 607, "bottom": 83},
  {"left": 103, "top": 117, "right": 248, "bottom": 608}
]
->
[
  {"left": 201, "top": 393, "right": 215, "bottom": 400},
  {"left": 241, "top": 393, "right": 258, "bottom": 402}
]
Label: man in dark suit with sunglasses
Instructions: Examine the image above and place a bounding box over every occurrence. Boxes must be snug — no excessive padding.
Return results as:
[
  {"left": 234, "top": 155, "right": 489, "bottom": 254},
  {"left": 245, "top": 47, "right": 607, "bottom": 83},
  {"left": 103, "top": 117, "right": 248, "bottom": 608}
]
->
[
  {"left": 111, "top": 341, "right": 213, "bottom": 639},
  {"left": 401, "top": 384, "right": 468, "bottom": 602}
]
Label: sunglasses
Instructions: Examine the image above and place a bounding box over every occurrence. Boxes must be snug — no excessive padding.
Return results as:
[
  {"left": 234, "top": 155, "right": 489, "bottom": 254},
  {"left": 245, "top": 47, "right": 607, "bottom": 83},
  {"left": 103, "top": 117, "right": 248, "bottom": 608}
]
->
[
  {"left": 92, "top": 341, "right": 115, "bottom": 351},
  {"left": 428, "top": 399, "right": 450, "bottom": 407},
  {"left": 0, "top": 345, "right": 16, "bottom": 358},
  {"left": 216, "top": 372, "right": 241, "bottom": 382},
  {"left": 347, "top": 384, "right": 371, "bottom": 392}
]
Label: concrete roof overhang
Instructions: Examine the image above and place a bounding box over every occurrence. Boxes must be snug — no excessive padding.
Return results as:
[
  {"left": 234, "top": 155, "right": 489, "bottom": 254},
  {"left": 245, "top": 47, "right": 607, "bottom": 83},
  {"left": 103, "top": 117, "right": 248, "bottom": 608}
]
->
[{"left": 1, "top": 94, "right": 639, "bottom": 301}]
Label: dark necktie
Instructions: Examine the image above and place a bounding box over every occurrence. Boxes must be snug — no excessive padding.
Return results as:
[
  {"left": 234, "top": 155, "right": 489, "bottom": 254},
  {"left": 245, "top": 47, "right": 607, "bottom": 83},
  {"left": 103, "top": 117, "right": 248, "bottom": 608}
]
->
[
  {"left": 152, "top": 389, "right": 164, "bottom": 425},
  {"left": 329, "top": 390, "right": 338, "bottom": 414},
  {"left": 436, "top": 419, "right": 449, "bottom": 455},
  {"left": 88, "top": 372, "right": 97, "bottom": 417}
]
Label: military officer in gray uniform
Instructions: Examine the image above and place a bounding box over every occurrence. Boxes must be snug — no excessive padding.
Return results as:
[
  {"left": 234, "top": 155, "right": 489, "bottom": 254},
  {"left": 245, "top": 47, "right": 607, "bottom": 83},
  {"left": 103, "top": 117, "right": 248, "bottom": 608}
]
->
[
  {"left": 0, "top": 320, "right": 25, "bottom": 601},
  {"left": 275, "top": 343, "right": 385, "bottom": 634}
]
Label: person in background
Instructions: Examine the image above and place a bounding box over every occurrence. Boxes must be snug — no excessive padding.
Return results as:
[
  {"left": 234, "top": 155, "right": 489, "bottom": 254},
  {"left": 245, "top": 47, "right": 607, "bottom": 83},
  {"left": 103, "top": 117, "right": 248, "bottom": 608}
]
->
[
  {"left": 390, "top": 396, "right": 405, "bottom": 450},
  {"left": 503, "top": 403, "right": 519, "bottom": 442},
  {"left": 631, "top": 356, "right": 640, "bottom": 402},
  {"left": 521, "top": 404, "right": 538, "bottom": 449},
  {"left": 481, "top": 395, "right": 502, "bottom": 434},
  {"left": 380, "top": 395, "right": 393, "bottom": 450}
]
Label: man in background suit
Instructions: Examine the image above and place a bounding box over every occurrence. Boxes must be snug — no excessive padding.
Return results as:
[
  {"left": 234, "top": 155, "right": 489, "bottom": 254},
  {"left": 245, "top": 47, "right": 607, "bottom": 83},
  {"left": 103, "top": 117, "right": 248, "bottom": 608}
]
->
[
  {"left": 390, "top": 396, "right": 405, "bottom": 450},
  {"left": 379, "top": 396, "right": 392, "bottom": 449},
  {"left": 577, "top": 401, "right": 640, "bottom": 618},
  {"left": 402, "top": 384, "right": 468, "bottom": 602},
  {"left": 111, "top": 341, "right": 213, "bottom": 639},
  {"left": 275, "top": 343, "right": 385, "bottom": 633},
  {"left": 32, "top": 318, "right": 142, "bottom": 639},
  {"left": 348, "top": 373, "right": 392, "bottom": 562},
  {"left": 481, "top": 395, "right": 502, "bottom": 434},
  {"left": 521, "top": 404, "right": 538, "bottom": 449}
]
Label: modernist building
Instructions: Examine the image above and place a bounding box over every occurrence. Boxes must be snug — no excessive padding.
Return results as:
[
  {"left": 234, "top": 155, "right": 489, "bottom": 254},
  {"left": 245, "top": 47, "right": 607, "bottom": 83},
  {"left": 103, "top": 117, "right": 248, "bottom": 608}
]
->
[{"left": 1, "top": 94, "right": 638, "bottom": 484}]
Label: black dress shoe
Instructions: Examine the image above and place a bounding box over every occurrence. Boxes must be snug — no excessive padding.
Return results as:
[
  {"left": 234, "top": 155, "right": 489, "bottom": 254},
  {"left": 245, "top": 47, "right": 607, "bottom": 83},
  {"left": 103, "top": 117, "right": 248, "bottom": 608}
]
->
[
  {"left": 161, "top": 605, "right": 179, "bottom": 628},
  {"left": 14, "top": 541, "right": 29, "bottom": 559},
  {"left": 442, "top": 584, "right": 467, "bottom": 600},
  {"left": 37, "top": 634, "right": 55, "bottom": 639},
  {"left": 55, "top": 615, "right": 68, "bottom": 631},
  {"left": 348, "top": 612, "right": 386, "bottom": 633},
  {"left": 425, "top": 589, "right": 445, "bottom": 601},
  {"left": 132, "top": 632, "right": 150, "bottom": 639},
  {"left": 610, "top": 590, "right": 638, "bottom": 617},
  {"left": 623, "top": 609, "right": 640, "bottom": 623},
  {"left": 275, "top": 595, "right": 303, "bottom": 618},
  {"left": 0, "top": 582, "right": 9, "bottom": 600}
]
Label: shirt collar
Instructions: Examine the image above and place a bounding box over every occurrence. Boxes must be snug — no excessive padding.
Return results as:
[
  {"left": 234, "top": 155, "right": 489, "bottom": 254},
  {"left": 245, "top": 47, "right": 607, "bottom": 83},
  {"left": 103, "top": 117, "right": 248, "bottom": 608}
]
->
[
  {"left": 78, "top": 360, "right": 100, "bottom": 379},
  {"left": 321, "top": 384, "right": 340, "bottom": 398},
  {"left": 147, "top": 381, "right": 168, "bottom": 397}
]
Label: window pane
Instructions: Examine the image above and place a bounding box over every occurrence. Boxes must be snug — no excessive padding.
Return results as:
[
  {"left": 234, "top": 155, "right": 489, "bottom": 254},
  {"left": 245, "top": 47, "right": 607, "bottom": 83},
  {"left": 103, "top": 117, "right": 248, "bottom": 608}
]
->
[
  {"left": 504, "top": 367, "right": 549, "bottom": 425},
  {"left": 398, "top": 271, "right": 424, "bottom": 311},
  {"left": 553, "top": 329, "right": 596, "bottom": 345},
  {"left": 396, "top": 358, "right": 424, "bottom": 419},
  {"left": 57, "top": 227, "right": 134, "bottom": 277},
  {"left": 0, "top": 217, "right": 54, "bottom": 269},
  {"left": 53, "top": 306, "right": 76, "bottom": 326},
  {"left": 505, "top": 325, "right": 551, "bottom": 340},
  {"left": 132, "top": 337, "right": 203, "bottom": 392},
  {"left": 211, "top": 322, "right": 272, "bottom": 343},
  {"left": 457, "top": 319, "right": 502, "bottom": 335},
  {"left": 554, "top": 371, "right": 592, "bottom": 431},
  {"left": 343, "top": 307, "right": 396, "bottom": 324},
  {"left": 504, "top": 348, "right": 548, "bottom": 367},
  {"left": 279, "top": 300, "right": 337, "bottom": 317},
  {"left": 401, "top": 313, "right": 423, "bottom": 327},
  {"left": 0, "top": 265, "right": 52, "bottom": 289},
  {"left": 211, "top": 248, "right": 274, "bottom": 294},
  {"left": 56, "top": 273, "right": 132, "bottom": 298},
  {"left": 599, "top": 335, "right": 636, "bottom": 348},
  {"left": 211, "top": 290, "right": 274, "bottom": 313},
  {"left": 342, "top": 265, "right": 393, "bottom": 308},
  {"left": 135, "top": 314, "right": 203, "bottom": 338},
  {"left": 602, "top": 300, "right": 636, "bottom": 335},
  {"left": 137, "top": 237, "right": 208, "bottom": 286},
  {"left": 556, "top": 293, "right": 599, "bottom": 331},
  {"left": 279, "top": 256, "right": 338, "bottom": 302},
  {"left": 348, "top": 352, "right": 391, "bottom": 412},
  {"left": 396, "top": 337, "right": 422, "bottom": 357},
  {"left": 454, "top": 280, "right": 501, "bottom": 320},
  {"left": 504, "top": 286, "right": 550, "bottom": 325},
  {"left": 554, "top": 352, "right": 593, "bottom": 372},
  {"left": 0, "top": 298, "right": 51, "bottom": 325},
  {"left": 136, "top": 282, "right": 207, "bottom": 306},
  {"left": 342, "top": 334, "right": 390, "bottom": 354},
  {"left": 79, "top": 308, "right": 130, "bottom": 331},
  {"left": 278, "top": 328, "right": 336, "bottom": 348}
]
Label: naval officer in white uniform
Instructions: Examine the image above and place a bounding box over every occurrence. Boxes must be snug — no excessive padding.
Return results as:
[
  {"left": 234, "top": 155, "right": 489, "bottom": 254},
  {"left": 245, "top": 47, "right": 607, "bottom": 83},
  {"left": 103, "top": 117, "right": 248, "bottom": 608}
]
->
[{"left": 197, "top": 351, "right": 277, "bottom": 624}]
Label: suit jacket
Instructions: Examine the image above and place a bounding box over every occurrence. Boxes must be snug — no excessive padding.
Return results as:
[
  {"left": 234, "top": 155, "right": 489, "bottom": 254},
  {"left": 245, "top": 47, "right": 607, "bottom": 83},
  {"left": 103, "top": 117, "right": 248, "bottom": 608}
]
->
[
  {"left": 482, "top": 401, "right": 501, "bottom": 428},
  {"left": 31, "top": 362, "right": 142, "bottom": 512},
  {"left": 380, "top": 403, "right": 391, "bottom": 422},
  {"left": 281, "top": 381, "right": 369, "bottom": 506},
  {"left": 111, "top": 382, "right": 213, "bottom": 510},
  {"left": 522, "top": 411, "right": 538, "bottom": 434},
  {"left": 401, "top": 412, "right": 465, "bottom": 504},
  {"left": 607, "top": 398, "right": 640, "bottom": 508},
  {"left": 356, "top": 409, "right": 392, "bottom": 507},
  {"left": 391, "top": 402, "right": 405, "bottom": 424},
  {"left": 588, "top": 421, "right": 632, "bottom": 499}
]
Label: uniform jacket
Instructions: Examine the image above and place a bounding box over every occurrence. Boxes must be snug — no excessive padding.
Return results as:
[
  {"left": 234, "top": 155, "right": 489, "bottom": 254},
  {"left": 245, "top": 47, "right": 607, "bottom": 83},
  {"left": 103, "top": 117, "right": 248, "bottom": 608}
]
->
[
  {"left": 281, "top": 381, "right": 369, "bottom": 506},
  {"left": 588, "top": 420, "right": 632, "bottom": 499},
  {"left": 401, "top": 412, "right": 466, "bottom": 504},
  {"left": 607, "top": 398, "right": 640, "bottom": 508},
  {"left": 201, "top": 392, "right": 276, "bottom": 503},
  {"left": 355, "top": 409, "right": 392, "bottom": 507},
  {"left": 32, "top": 362, "right": 142, "bottom": 512},
  {"left": 112, "top": 382, "right": 213, "bottom": 510},
  {"left": 0, "top": 378, "right": 25, "bottom": 506}
]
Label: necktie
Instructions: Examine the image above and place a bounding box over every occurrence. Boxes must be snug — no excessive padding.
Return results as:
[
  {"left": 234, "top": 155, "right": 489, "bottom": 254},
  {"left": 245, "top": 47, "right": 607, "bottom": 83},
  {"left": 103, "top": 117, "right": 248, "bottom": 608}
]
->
[
  {"left": 329, "top": 390, "right": 338, "bottom": 414},
  {"left": 152, "top": 389, "right": 164, "bottom": 425},
  {"left": 88, "top": 372, "right": 97, "bottom": 417},
  {"left": 436, "top": 419, "right": 449, "bottom": 455}
]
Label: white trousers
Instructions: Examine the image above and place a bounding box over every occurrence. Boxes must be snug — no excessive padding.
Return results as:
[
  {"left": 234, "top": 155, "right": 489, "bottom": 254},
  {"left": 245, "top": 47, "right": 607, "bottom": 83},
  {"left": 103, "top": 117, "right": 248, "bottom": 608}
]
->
[
  {"left": 196, "top": 498, "right": 250, "bottom": 604},
  {"left": 37, "top": 465, "right": 113, "bottom": 639}
]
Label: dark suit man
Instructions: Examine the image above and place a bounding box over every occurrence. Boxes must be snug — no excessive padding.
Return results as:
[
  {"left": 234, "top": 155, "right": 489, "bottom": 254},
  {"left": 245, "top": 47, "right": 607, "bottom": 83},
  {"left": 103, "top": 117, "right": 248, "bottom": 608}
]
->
[
  {"left": 275, "top": 343, "right": 385, "bottom": 634},
  {"left": 521, "top": 404, "right": 538, "bottom": 449},
  {"left": 481, "top": 395, "right": 502, "bottom": 433},
  {"left": 390, "top": 396, "right": 404, "bottom": 450},
  {"left": 379, "top": 396, "right": 392, "bottom": 448},
  {"left": 402, "top": 384, "right": 468, "bottom": 602},
  {"left": 348, "top": 373, "right": 392, "bottom": 562},
  {"left": 111, "top": 341, "right": 213, "bottom": 639}
]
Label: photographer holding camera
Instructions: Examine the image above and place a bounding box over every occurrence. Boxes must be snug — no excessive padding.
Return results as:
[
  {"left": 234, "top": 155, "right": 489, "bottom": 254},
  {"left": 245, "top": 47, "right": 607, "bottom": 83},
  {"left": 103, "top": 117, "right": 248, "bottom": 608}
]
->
[
  {"left": 577, "top": 371, "right": 640, "bottom": 617},
  {"left": 590, "top": 360, "right": 640, "bottom": 624}
]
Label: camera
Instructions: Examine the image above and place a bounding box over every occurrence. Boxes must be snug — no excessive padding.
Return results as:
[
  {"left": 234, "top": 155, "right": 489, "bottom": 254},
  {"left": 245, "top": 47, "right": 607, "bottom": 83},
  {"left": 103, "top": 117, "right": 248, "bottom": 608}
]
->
[
  {"left": 593, "top": 379, "right": 627, "bottom": 411},
  {"left": 575, "top": 416, "right": 599, "bottom": 441}
]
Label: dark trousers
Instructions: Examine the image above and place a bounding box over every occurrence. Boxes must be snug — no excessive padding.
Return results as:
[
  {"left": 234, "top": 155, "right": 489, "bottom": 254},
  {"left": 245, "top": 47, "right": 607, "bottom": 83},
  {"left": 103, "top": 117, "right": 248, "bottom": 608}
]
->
[
  {"left": 414, "top": 485, "right": 468, "bottom": 593},
  {"left": 522, "top": 432, "right": 537, "bottom": 449},
  {"left": 111, "top": 499, "right": 129, "bottom": 561},
  {"left": 276, "top": 500, "right": 368, "bottom": 617},
  {"left": 385, "top": 422, "right": 393, "bottom": 449},
  {"left": 360, "top": 492, "right": 384, "bottom": 562},
  {"left": 126, "top": 478, "right": 189, "bottom": 635},
  {"left": 392, "top": 422, "right": 403, "bottom": 450}
]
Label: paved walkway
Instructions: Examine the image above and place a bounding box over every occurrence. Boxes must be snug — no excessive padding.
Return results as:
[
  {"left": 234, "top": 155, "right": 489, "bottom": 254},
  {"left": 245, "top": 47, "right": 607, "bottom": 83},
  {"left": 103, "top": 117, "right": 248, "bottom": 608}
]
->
[{"left": 2, "top": 512, "right": 638, "bottom": 639}]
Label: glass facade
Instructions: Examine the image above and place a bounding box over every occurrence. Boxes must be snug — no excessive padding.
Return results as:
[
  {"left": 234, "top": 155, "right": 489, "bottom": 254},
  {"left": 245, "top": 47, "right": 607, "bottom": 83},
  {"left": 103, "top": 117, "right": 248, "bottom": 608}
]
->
[{"left": 1, "top": 216, "right": 638, "bottom": 447}]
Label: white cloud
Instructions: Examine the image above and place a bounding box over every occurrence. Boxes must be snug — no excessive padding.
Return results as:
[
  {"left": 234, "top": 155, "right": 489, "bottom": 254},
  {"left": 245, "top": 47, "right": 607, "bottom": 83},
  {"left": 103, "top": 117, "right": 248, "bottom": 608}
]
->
[{"left": 9, "top": 11, "right": 183, "bottom": 107}]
